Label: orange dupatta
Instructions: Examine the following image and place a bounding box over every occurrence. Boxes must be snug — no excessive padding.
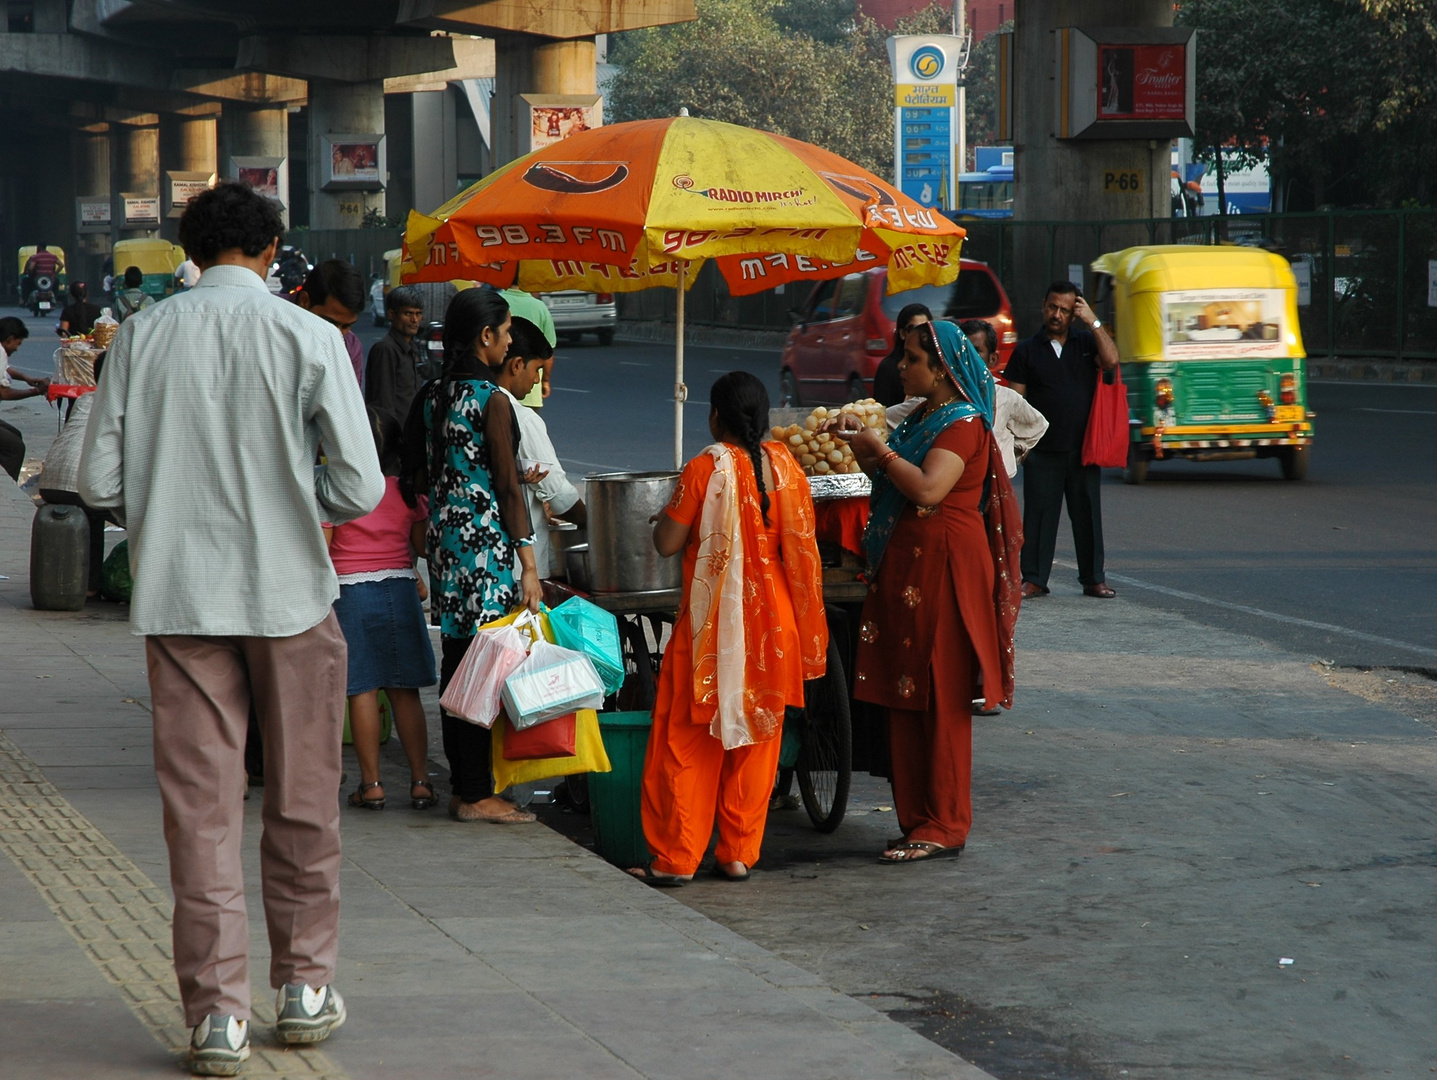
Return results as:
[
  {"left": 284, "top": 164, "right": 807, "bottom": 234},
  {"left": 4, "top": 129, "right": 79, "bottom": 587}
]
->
[{"left": 689, "top": 443, "right": 828, "bottom": 748}]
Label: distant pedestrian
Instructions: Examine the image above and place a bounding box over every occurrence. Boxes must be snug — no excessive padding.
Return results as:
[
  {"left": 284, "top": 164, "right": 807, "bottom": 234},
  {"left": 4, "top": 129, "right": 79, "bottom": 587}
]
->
[
  {"left": 327, "top": 407, "right": 437, "bottom": 813},
  {"left": 872, "top": 302, "right": 933, "bottom": 407},
  {"left": 634, "top": 371, "right": 827, "bottom": 885},
  {"left": 174, "top": 256, "right": 201, "bottom": 291},
  {"left": 959, "top": 318, "right": 1049, "bottom": 479},
  {"left": 298, "top": 259, "right": 367, "bottom": 388},
  {"left": 59, "top": 281, "right": 101, "bottom": 337},
  {"left": 1002, "top": 281, "right": 1119, "bottom": 599},
  {"left": 113, "top": 266, "right": 153, "bottom": 322},
  {"left": 0, "top": 317, "right": 49, "bottom": 481},
  {"left": 401, "top": 287, "right": 542, "bottom": 824},
  {"left": 78, "top": 180, "right": 384, "bottom": 1075},
  {"left": 364, "top": 284, "right": 428, "bottom": 422}
]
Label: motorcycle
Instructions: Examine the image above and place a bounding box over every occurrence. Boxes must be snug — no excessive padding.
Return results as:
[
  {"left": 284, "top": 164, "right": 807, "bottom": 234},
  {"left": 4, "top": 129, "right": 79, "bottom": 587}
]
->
[
  {"left": 29, "top": 272, "right": 56, "bottom": 318},
  {"left": 268, "top": 246, "right": 311, "bottom": 302}
]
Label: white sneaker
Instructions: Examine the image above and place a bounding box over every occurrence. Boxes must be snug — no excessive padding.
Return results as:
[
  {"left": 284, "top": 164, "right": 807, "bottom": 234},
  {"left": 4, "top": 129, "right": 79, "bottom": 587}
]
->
[
  {"left": 188, "top": 1014, "right": 250, "bottom": 1076},
  {"left": 274, "top": 983, "right": 347, "bottom": 1045}
]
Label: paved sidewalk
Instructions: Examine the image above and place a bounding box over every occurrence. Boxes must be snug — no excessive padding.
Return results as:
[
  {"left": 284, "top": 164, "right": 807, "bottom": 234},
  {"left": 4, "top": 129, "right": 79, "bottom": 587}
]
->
[{"left": 0, "top": 475, "right": 992, "bottom": 1080}]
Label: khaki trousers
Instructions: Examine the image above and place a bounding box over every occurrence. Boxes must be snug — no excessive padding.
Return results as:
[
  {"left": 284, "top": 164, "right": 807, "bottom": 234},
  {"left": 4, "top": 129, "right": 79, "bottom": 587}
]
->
[{"left": 145, "top": 611, "right": 346, "bottom": 1026}]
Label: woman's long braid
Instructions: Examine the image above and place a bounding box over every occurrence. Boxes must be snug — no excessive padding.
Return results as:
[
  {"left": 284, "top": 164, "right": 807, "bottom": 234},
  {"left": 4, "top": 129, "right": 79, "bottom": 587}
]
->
[{"left": 741, "top": 416, "right": 771, "bottom": 525}]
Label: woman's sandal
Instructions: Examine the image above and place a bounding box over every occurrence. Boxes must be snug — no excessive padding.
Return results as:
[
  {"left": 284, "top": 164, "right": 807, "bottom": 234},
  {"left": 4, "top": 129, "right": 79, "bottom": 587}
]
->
[
  {"left": 447, "top": 797, "right": 537, "bottom": 824},
  {"left": 709, "top": 862, "right": 751, "bottom": 882},
  {"left": 347, "top": 780, "right": 386, "bottom": 811},
  {"left": 878, "top": 840, "right": 962, "bottom": 864},
  {"left": 410, "top": 778, "right": 436, "bottom": 810},
  {"left": 626, "top": 865, "right": 690, "bottom": 888}
]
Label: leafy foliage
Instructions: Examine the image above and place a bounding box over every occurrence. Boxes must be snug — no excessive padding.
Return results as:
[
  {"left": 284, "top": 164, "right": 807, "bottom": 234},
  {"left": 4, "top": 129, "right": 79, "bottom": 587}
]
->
[
  {"left": 608, "top": 0, "right": 990, "bottom": 178},
  {"left": 1177, "top": 0, "right": 1437, "bottom": 207}
]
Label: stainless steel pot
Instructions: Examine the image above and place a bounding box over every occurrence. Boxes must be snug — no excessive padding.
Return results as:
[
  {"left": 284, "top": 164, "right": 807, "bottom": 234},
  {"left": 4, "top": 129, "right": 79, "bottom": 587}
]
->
[
  {"left": 547, "top": 520, "right": 586, "bottom": 580},
  {"left": 564, "top": 543, "right": 592, "bottom": 592},
  {"left": 585, "top": 471, "right": 681, "bottom": 593}
]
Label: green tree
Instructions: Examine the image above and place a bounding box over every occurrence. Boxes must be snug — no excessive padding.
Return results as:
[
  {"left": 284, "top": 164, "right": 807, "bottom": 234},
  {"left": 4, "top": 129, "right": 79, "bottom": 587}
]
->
[
  {"left": 1176, "top": 0, "right": 1437, "bottom": 207},
  {"left": 608, "top": 0, "right": 965, "bottom": 178}
]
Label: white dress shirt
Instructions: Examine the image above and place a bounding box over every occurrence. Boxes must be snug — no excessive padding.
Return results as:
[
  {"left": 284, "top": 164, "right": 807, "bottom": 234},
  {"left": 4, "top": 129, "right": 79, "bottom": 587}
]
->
[
  {"left": 78, "top": 264, "right": 385, "bottom": 638},
  {"left": 495, "top": 384, "right": 581, "bottom": 578}
]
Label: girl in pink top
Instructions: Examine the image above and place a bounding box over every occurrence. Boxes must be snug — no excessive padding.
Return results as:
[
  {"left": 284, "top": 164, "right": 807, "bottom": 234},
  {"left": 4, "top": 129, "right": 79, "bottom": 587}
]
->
[{"left": 326, "top": 408, "right": 438, "bottom": 811}]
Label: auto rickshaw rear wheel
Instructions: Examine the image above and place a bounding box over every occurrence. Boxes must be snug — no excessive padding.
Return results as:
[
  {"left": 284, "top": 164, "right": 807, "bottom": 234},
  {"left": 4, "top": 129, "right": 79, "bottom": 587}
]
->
[
  {"left": 1280, "top": 446, "right": 1309, "bottom": 481},
  {"left": 1123, "top": 442, "right": 1149, "bottom": 485}
]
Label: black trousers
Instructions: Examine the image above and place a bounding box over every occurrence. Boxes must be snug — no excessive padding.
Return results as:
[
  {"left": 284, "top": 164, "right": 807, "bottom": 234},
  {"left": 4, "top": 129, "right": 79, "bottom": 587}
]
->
[
  {"left": 1020, "top": 448, "right": 1106, "bottom": 589},
  {"left": 0, "top": 420, "right": 24, "bottom": 481},
  {"left": 440, "top": 634, "right": 496, "bottom": 802}
]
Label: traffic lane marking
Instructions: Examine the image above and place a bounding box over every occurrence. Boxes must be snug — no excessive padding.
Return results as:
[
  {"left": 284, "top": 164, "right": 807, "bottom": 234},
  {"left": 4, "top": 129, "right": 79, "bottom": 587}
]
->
[{"left": 1357, "top": 408, "right": 1437, "bottom": 415}]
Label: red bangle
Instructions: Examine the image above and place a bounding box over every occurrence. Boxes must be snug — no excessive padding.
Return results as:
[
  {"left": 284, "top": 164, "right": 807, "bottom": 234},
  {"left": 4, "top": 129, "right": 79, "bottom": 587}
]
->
[{"left": 878, "top": 450, "right": 900, "bottom": 472}]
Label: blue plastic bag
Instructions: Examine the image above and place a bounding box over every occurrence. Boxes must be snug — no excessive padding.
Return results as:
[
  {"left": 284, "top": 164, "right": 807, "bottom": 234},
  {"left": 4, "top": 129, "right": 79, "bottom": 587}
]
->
[{"left": 548, "top": 595, "right": 625, "bottom": 697}]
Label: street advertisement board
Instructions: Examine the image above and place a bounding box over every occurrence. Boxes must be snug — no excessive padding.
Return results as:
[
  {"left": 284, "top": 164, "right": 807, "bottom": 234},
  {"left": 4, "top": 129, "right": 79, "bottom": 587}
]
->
[
  {"left": 75, "top": 196, "right": 111, "bottom": 233},
  {"left": 517, "top": 95, "right": 603, "bottom": 155},
  {"left": 165, "top": 171, "right": 216, "bottom": 219},
  {"left": 888, "top": 35, "right": 964, "bottom": 210},
  {"left": 1161, "top": 289, "right": 1288, "bottom": 359},
  {"left": 1098, "top": 44, "right": 1186, "bottom": 120},
  {"left": 319, "top": 134, "right": 386, "bottom": 191},
  {"left": 121, "top": 194, "right": 161, "bottom": 227}
]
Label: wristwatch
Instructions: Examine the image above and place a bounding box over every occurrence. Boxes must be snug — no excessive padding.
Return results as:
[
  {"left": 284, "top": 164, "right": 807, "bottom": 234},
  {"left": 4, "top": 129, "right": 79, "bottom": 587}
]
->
[{"left": 1090, "top": 318, "right": 1103, "bottom": 330}]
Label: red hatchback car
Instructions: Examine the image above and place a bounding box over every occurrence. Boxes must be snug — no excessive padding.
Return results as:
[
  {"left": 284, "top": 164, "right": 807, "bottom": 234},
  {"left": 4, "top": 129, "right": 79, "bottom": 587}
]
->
[{"left": 778, "top": 261, "right": 1015, "bottom": 405}]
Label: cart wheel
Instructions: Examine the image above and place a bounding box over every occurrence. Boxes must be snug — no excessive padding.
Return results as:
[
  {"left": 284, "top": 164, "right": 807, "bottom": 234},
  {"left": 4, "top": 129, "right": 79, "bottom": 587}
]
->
[{"left": 796, "top": 637, "right": 852, "bottom": 833}]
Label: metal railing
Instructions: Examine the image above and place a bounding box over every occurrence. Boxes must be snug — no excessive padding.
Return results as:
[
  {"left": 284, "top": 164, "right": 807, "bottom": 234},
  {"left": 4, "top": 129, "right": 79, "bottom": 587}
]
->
[{"left": 617, "top": 209, "right": 1437, "bottom": 361}]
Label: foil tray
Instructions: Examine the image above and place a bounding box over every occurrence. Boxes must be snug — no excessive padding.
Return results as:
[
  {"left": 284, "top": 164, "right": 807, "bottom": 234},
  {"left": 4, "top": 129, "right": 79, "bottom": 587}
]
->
[{"left": 806, "top": 472, "right": 871, "bottom": 500}]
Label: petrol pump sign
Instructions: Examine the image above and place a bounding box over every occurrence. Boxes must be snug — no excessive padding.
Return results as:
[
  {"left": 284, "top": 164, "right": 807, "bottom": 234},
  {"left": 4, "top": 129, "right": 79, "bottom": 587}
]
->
[{"left": 888, "top": 36, "right": 964, "bottom": 211}]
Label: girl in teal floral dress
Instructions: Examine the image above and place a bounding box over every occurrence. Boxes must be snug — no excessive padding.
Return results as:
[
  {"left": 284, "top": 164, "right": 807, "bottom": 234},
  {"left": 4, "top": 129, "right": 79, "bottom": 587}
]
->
[{"left": 402, "top": 287, "right": 543, "bottom": 824}]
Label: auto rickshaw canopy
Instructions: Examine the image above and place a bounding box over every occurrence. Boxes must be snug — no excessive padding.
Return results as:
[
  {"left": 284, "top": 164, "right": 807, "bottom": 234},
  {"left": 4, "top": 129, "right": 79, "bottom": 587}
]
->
[
  {"left": 18, "top": 245, "right": 67, "bottom": 279},
  {"left": 1090, "top": 244, "right": 1305, "bottom": 363}
]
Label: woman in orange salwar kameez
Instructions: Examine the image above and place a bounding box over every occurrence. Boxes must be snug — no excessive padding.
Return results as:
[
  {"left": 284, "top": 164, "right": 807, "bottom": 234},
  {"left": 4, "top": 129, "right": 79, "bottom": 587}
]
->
[
  {"left": 828, "top": 320, "right": 1023, "bottom": 865},
  {"left": 632, "top": 372, "right": 827, "bottom": 886}
]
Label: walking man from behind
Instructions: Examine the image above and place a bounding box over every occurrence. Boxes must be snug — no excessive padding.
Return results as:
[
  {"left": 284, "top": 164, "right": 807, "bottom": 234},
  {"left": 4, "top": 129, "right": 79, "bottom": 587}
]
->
[
  {"left": 79, "top": 181, "right": 385, "bottom": 1076},
  {"left": 1003, "top": 281, "right": 1120, "bottom": 599}
]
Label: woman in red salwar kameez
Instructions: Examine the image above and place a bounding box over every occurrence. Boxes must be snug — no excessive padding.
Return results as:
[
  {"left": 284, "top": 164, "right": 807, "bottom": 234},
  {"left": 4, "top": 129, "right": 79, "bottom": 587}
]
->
[
  {"left": 632, "top": 372, "right": 827, "bottom": 885},
  {"left": 828, "top": 320, "right": 1022, "bottom": 864}
]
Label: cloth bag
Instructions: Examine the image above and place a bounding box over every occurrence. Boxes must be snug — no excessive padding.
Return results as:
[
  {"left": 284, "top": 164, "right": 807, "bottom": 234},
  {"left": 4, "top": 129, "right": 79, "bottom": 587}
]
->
[
  {"left": 439, "top": 609, "right": 541, "bottom": 727},
  {"left": 491, "top": 708, "right": 610, "bottom": 790},
  {"left": 501, "top": 639, "right": 606, "bottom": 730},
  {"left": 548, "top": 595, "right": 625, "bottom": 697},
  {"left": 500, "top": 712, "right": 578, "bottom": 760},
  {"left": 1081, "top": 365, "right": 1130, "bottom": 469}
]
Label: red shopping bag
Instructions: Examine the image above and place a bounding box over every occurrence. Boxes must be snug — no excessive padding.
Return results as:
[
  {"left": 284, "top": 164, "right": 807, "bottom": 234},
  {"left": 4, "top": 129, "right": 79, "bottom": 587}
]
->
[
  {"left": 1082, "top": 365, "right": 1130, "bottom": 468},
  {"left": 500, "top": 712, "right": 578, "bottom": 760}
]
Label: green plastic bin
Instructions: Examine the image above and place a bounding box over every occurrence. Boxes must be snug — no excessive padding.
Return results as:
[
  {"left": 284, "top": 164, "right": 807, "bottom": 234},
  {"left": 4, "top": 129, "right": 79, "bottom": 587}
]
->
[{"left": 589, "top": 711, "right": 652, "bottom": 868}]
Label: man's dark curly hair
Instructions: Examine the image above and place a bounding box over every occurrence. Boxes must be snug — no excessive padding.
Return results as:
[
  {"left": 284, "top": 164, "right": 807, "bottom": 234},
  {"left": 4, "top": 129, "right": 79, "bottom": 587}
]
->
[{"left": 177, "top": 181, "right": 284, "bottom": 265}]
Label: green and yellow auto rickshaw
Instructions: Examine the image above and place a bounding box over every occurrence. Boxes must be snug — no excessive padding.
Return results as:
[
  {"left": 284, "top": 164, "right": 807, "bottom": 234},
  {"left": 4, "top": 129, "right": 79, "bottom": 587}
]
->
[
  {"left": 112, "top": 238, "right": 184, "bottom": 301},
  {"left": 1090, "top": 245, "right": 1315, "bottom": 483}
]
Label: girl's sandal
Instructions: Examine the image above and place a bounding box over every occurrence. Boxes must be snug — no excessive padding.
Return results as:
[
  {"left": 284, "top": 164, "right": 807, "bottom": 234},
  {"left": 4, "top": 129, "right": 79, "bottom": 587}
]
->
[
  {"left": 410, "top": 778, "right": 437, "bottom": 810},
  {"left": 348, "top": 780, "right": 386, "bottom": 811}
]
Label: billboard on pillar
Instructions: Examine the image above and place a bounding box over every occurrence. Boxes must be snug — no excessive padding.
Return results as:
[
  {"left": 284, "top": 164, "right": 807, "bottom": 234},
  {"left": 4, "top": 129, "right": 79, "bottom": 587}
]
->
[
  {"left": 230, "top": 156, "right": 288, "bottom": 208},
  {"left": 75, "top": 196, "right": 111, "bottom": 234},
  {"left": 1054, "top": 27, "right": 1195, "bottom": 140},
  {"left": 320, "top": 134, "right": 386, "bottom": 192},
  {"left": 121, "top": 194, "right": 161, "bottom": 228},
  {"left": 165, "top": 171, "right": 216, "bottom": 219},
  {"left": 517, "top": 95, "right": 602, "bottom": 155}
]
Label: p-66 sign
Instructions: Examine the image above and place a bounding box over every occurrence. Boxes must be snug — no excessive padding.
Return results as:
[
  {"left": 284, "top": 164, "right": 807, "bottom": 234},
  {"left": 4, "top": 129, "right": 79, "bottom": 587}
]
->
[{"left": 1103, "top": 170, "right": 1143, "bottom": 194}]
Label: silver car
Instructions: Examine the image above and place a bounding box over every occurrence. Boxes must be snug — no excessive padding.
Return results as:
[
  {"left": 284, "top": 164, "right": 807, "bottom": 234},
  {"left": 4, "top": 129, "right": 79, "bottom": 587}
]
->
[{"left": 540, "top": 290, "right": 616, "bottom": 345}]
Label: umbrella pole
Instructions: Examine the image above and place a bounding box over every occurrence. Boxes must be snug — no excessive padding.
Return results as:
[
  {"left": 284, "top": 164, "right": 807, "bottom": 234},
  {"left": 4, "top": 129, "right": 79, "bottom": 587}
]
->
[{"left": 674, "top": 260, "right": 687, "bottom": 470}]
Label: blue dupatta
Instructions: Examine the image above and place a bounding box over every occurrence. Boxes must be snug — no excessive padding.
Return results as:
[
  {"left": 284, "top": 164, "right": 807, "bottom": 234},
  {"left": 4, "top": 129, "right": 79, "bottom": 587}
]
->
[{"left": 863, "top": 320, "right": 996, "bottom": 575}]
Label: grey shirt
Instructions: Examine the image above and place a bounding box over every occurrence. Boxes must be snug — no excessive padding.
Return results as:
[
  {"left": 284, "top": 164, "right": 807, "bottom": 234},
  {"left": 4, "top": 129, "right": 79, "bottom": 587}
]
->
[{"left": 78, "top": 264, "right": 385, "bottom": 638}]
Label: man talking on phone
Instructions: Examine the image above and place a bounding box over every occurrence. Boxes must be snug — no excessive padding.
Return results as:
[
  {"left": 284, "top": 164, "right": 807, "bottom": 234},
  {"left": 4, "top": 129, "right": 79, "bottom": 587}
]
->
[{"left": 1003, "top": 280, "right": 1120, "bottom": 599}]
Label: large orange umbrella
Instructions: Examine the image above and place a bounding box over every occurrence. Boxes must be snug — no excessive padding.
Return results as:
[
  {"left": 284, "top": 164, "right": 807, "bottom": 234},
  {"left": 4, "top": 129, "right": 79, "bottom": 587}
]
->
[{"left": 402, "top": 114, "right": 966, "bottom": 466}]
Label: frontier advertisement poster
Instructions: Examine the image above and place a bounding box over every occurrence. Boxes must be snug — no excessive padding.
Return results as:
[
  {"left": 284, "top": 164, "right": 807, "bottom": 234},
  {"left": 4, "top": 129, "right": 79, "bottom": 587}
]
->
[
  {"left": 1098, "top": 44, "right": 1187, "bottom": 120},
  {"left": 1161, "top": 289, "right": 1289, "bottom": 359}
]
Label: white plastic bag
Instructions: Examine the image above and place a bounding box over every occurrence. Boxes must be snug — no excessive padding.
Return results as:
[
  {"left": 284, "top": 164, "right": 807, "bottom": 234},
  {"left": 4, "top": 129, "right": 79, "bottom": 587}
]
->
[
  {"left": 439, "top": 611, "right": 539, "bottom": 727},
  {"left": 500, "top": 639, "right": 605, "bottom": 730}
]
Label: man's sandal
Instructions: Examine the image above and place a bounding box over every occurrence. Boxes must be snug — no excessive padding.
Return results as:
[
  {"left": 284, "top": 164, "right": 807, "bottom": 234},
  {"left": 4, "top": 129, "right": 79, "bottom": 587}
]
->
[
  {"left": 626, "top": 865, "right": 690, "bottom": 888},
  {"left": 878, "top": 841, "right": 962, "bottom": 864},
  {"left": 347, "top": 781, "right": 385, "bottom": 811}
]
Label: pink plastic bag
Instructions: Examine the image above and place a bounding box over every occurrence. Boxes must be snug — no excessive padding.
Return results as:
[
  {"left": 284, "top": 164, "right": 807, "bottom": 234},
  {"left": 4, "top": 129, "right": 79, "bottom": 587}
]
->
[{"left": 438, "top": 610, "right": 539, "bottom": 727}]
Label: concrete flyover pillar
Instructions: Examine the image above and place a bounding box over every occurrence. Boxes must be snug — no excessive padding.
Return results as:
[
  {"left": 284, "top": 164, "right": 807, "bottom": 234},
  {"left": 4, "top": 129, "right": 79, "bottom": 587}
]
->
[
  {"left": 160, "top": 116, "right": 218, "bottom": 240},
  {"left": 112, "top": 122, "right": 161, "bottom": 241},
  {"left": 72, "top": 129, "right": 113, "bottom": 276},
  {"left": 491, "top": 35, "right": 597, "bottom": 168},
  {"left": 218, "top": 105, "right": 291, "bottom": 226},
  {"left": 1011, "top": 0, "right": 1175, "bottom": 328},
  {"left": 308, "top": 78, "right": 386, "bottom": 231}
]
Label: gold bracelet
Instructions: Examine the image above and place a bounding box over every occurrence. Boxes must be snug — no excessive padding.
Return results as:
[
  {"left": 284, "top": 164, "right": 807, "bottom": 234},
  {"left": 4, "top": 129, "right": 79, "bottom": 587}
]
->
[{"left": 878, "top": 450, "right": 900, "bottom": 472}]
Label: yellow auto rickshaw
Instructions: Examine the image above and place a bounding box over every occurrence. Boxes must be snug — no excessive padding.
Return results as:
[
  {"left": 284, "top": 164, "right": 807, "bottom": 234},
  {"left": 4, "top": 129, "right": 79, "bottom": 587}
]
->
[
  {"left": 18, "top": 244, "right": 67, "bottom": 307},
  {"left": 1091, "top": 245, "right": 1315, "bottom": 483},
  {"left": 112, "top": 239, "right": 184, "bottom": 301}
]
